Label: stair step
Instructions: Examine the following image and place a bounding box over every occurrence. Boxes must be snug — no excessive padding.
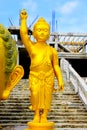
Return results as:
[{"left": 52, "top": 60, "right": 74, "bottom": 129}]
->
[
  {"left": 55, "top": 123, "right": 87, "bottom": 128},
  {"left": 0, "top": 78, "right": 87, "bottom": 128}
]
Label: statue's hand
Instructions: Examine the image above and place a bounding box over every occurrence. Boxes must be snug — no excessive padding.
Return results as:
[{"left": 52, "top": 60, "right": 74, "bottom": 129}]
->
[
  {"left": 57, "top": 85, "right": 64, "bottom": 92},
  {"left": 20, "top": 9, "right": 28, "bottom": 20},
  {"left": 54, "top": 81, "right": 64, "bottom": 93},
  {"left": 58, "top": 80, "right": 64, "bottom": 92}
]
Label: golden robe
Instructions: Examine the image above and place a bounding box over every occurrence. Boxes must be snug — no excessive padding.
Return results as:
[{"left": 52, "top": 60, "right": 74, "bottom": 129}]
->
[
  {"left": 29, "top": 69, "right": 54, "bottom": 110},
  {"left": 29, "top": 46, "right": 54, "bottom": 110}
]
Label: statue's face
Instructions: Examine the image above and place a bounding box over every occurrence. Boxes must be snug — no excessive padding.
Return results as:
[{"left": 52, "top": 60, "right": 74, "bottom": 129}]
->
[
  {"left": 0, "top": 38, "right": 6, "bottom": 98},
  {"left": 34, "top": 23, "right": 50, "bottom": 42}
]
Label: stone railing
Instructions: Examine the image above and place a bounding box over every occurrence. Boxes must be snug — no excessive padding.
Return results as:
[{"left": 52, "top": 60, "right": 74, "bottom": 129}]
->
[{"left": 60, "top": 58, "right": 87, "bottom": 109}]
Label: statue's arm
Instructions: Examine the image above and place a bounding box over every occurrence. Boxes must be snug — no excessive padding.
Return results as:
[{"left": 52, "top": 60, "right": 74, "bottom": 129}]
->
[
  {"left": 20, "top": 9, "right": 33, "bottom": 54},
  {"left": 52, "top": 48, "right": 64, "bottom": 91}
]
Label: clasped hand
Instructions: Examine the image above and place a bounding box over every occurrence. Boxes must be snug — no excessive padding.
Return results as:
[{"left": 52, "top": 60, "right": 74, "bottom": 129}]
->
[{"left": 20, "top": 9, "right": 28, "bottom": 20}]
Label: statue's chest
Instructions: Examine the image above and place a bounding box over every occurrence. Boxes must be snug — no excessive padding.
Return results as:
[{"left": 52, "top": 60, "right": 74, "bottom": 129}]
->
[
  {"left": 30, "top": 46, "right": 52, "bottom": 61},
  {"left": 31, "top": 46, "right": 46, "bottom": 57}
]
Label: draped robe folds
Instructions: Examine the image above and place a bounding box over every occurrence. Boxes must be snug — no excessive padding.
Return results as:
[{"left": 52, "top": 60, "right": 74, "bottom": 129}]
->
[{"left": 29, "top": 45, "right": 54, "bottom": 110}]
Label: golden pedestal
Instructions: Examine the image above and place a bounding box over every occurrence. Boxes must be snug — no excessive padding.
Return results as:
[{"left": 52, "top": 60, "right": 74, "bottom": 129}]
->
[{"left": 25, "top": 122, "right": 55, "bottom": 130}]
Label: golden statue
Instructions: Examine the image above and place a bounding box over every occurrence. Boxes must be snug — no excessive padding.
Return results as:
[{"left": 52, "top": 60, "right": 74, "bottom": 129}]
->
[
  {"left": 20, "top": 9, "right": 64, "bottom": 130},
  {"left": 0, "top": 24, "right": 24, "bottom": 100}
]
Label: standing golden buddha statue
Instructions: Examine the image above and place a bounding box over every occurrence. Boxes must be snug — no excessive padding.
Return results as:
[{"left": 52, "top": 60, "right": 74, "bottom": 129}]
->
[{"left": 20, "top": 9, "right": 64, "bottom": 130}]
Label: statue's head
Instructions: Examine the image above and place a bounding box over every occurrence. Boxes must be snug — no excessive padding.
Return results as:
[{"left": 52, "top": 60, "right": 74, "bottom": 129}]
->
[
  {"left": 33, "top": 18, "right": 50, "bottom": 42},
  {"left": 0, "top": 24, "right": 24, "bottom": 100}
]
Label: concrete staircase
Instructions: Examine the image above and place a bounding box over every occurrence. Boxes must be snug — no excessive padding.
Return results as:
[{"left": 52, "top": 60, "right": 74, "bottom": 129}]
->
[{"left": 0, "top": 77, "right": 87, "bottom": 129}]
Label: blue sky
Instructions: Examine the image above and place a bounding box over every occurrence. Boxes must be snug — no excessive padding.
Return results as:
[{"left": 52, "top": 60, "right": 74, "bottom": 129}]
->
[{"left": 0, "top": 0, "right": 87, "bottom": 33}]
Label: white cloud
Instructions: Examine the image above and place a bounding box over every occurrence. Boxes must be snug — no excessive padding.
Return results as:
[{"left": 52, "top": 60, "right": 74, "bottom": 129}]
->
[
  {"left": 60, "top": 1, "right": 79, "bottom": 14},
  {"left": 21, "top": 0, "right": 37, "bottom": 12}
]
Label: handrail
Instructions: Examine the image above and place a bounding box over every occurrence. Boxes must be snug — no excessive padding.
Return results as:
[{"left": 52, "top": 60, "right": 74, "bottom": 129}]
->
[{"left": 60, "top": 58, "right": 87, "bottom": 109}]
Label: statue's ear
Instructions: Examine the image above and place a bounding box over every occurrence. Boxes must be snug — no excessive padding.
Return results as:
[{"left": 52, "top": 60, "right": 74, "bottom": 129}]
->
[
  {"left": 8, "top": 65, "right": 24, "bottom": 89},
  {"left": 2, "top": 65, "right": 24, "bottom": 100}
]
